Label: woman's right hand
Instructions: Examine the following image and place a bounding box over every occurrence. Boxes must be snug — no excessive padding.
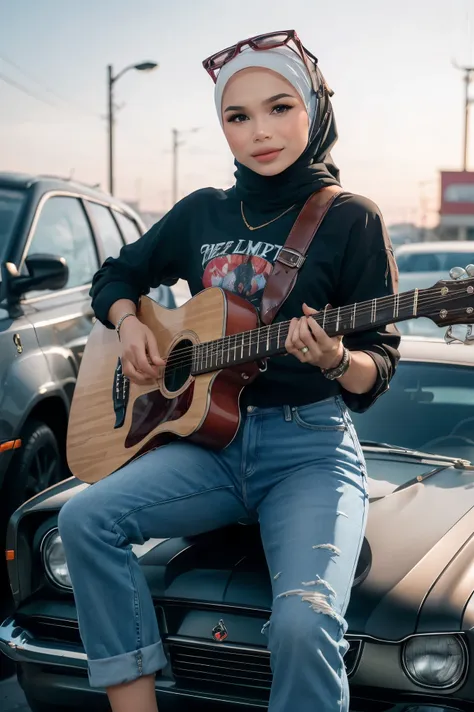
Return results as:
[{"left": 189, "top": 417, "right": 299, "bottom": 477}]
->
[{"left": 118, "top": 316, "right": 165, "bottom": 385}]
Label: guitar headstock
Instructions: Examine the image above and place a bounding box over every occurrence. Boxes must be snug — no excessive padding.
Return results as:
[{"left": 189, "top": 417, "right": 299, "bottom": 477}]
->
[{"left": 424, "top": 264, "right": 474, "bottom": 344}]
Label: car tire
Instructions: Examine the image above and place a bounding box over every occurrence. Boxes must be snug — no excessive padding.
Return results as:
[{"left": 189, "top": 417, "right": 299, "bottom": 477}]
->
[
  {"left": 2, "top": 420, "right": 62, "bottom": 518},
  {"left": 0, "top": 422, "right": 63, "bottom": 648}
]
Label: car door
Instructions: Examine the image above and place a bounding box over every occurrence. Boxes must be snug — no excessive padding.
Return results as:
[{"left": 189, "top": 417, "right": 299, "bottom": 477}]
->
[
  {"left": 87, "top": 201, "right": 177, "bottom": 308},
  {"left": 84, "top": 199, "right": 126, "bottom": 263},
  {"left": 21, "top": 193, "right": 100, "bottom": 381},
  {"left": 112, "top": 208, "right": 181, "bottom": 307}
]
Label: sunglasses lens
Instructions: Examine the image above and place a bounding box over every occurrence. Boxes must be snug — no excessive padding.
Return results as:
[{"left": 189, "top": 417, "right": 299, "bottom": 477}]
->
[
  {"left": 205, "top": 32, "right": 294, "bottom": 77},
  {"left": 253, "top": 33, "right": 289, "bottom": 48},
  {"left": 208, "top": 47, "right": 236, "bottom": 69}
]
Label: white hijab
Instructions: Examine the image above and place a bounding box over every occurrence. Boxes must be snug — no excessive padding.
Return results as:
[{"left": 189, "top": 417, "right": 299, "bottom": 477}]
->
[{"left": 214, "top": 45, "right": 317, "bottom": 128}]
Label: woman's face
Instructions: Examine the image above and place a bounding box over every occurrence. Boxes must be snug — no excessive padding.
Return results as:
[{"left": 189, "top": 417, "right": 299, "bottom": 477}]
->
[{"left": 221, "top": 67, "right": 310, "bottom": 176}]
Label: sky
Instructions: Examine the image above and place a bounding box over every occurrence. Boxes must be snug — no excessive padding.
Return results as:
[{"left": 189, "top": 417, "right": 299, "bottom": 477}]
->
[{"left": 1, "top": 0, "right": 474, "bottom": 226}]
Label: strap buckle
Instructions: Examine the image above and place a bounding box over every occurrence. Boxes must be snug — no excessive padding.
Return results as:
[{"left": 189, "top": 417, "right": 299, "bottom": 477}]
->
[{"left": 277, "top": 248, "right": 306, "bottom": 269}]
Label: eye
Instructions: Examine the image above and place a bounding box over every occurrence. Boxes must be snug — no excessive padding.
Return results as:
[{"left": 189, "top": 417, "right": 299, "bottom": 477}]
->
[
  {"left": 272, "top": 103, "right": 293, "bottom": 115},
  {"left": 227, "top": 113, "right": 248, "bottom": 123}
]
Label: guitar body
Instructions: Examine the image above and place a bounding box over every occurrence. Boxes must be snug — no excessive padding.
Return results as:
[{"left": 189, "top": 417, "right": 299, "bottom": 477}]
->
[
  {"left": 67, "top": 267, "right": 474, "bottom": 484},
  {"left": 66, "top": 288, "right": 261, "bottom": 483}
]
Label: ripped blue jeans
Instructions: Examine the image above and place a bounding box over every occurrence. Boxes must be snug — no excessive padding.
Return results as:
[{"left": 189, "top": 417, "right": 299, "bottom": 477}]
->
[{"left": 59, "top": 395, "right": 368, "bottom": 712}]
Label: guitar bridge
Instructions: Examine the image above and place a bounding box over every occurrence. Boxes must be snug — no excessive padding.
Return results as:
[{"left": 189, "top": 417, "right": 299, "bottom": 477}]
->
[{"left": 113, "top": 357, "right": 130, "bottom": 429}]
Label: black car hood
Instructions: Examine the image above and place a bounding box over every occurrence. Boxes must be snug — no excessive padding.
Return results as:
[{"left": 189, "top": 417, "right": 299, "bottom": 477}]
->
[{"left": 15, "top": 450, "right": 474, "bottom": 641}]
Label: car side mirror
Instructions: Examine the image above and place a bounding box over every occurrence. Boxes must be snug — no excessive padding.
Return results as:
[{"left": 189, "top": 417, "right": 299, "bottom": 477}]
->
[{"left": 5, "top": 254, "right": 69, "bottom": 298}]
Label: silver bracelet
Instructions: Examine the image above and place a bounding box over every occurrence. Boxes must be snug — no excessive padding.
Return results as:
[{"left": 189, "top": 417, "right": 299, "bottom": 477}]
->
[
  {"left": 115, "top": 312, "right": 136, "bottom": 341},
  {"left": 321, "top": 346, "right": 351, "bottom": 380}
]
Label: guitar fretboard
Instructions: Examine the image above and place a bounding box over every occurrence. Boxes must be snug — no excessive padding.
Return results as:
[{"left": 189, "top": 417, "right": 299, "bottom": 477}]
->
[{"left": 188, "top": 284, "right": 460, "bottom": 374}]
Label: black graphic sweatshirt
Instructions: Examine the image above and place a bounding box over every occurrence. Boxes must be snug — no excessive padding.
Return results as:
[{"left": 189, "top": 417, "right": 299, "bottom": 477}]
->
[{"left": 90, "top": 187, "right": 400, "bottom": 412}]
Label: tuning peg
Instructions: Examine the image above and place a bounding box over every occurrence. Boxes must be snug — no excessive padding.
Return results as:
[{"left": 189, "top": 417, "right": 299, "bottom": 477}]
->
[
  {"left": 445, "top": 324, "right": 469, "bottom": 344},
  {"left": 465, "top": 325, "right": 474, "bottom": 345},
  {"left": 465, "top": 264, "right": 474, "bottom": 277},
  {"left": 449, "top": 266, "right": 469, "bottom": 280},
  {"left": 445, "top": 326, "right": 457, "bottom": 344}
]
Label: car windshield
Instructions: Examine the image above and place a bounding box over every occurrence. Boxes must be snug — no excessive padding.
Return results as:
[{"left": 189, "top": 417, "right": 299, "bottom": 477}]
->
[
  {"left": 0, "top": 188, "right": 25, "bottom": 263},
  {"left": 351, "top": 361, "right": 474, "bottom": 463},
  {"left": 397, "top": 250, "right": 474, "bottom": 273}
]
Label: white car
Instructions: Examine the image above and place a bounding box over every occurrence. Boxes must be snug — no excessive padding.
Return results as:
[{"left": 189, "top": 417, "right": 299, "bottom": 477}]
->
[
  {"left": 395, "top": 240, "right": 474, "bottom": 274},
  {"left": 394, "top": 242, "right": 474, "bottom": 338}
]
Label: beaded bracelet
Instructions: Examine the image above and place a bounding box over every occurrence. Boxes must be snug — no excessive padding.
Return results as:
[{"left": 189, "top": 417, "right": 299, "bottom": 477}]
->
[{"left": 321, "top": 346, "right": 351, "bottom": 380}]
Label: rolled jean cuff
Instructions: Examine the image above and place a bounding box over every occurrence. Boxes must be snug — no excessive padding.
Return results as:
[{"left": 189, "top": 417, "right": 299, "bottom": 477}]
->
[{"left": 88, "top": 640, "right": 167, "bottom": 688}]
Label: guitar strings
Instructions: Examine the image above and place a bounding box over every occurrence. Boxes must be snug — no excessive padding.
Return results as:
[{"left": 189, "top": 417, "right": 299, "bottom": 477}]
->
[
  {"left": 163, "top": 291, "right": 473, "bottom": 371},
  {"left": 161, "top": 287, "right": 473, "bottom": 371},
  {"left": 161, "top": 303, "right": 473, "bottom": 377}
]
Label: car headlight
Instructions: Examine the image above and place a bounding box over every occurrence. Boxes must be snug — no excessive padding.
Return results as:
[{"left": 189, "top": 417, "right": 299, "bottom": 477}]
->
[
  {"left": 403, "top": 634, "right": 466, "bottom": 688},
  {"left": 41, "top": 529, "right": 72, "bottom": 589}
]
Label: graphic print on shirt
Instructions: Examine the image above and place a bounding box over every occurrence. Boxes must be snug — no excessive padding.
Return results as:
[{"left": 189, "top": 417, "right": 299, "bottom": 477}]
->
[{"left": 201, "top": 238, "right": 283, "bottom": 305}]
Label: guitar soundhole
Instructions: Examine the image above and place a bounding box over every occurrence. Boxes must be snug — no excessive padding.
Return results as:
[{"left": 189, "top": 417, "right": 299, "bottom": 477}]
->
[{"left": 164, "top": 338, "right": 193, "bottom": 392}]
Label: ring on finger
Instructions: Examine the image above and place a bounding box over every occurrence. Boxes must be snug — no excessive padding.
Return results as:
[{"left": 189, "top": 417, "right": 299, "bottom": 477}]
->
[{"left": 300, "top": 346, "right": 309, "bottom": 354}]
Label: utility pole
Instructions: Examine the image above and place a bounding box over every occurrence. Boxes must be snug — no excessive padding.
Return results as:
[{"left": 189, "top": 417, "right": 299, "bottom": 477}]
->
[
  {"left": 418, "top": 180, "right": 432, "bottom": 241},
  {"left": 171, "top": 127, "right": 200, "bottom": 206},
  {"left": 455, "top": 64, "right": 474, "bottom": 171},
  {"left": 107, "top": 65, "right": 114, "bottom": 196},
  {"left": 462, "top": 67, "right": 474, "bottom": 171},
  {"left": 172, "top": 129, "right": 179, "bottom": 206}
]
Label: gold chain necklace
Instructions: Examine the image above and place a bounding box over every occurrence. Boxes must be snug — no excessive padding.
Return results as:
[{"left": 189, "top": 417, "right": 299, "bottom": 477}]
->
[{"left": 240, "top": 201, "right": 296, "bottom": 231}]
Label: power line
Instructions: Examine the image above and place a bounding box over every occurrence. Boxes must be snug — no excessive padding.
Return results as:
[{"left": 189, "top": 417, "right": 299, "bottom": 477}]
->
[
  {"left": 0, "top": 53, "right": 62, "bottom": 101},
  {"left": 0, "top": 70, "right": 58, "bottom": 107},
  {"left": 0, "top": 52, "right": 101, "bottom": 119}
]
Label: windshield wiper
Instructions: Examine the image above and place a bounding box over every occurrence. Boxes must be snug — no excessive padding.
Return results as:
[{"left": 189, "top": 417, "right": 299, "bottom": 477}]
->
[
  {"left": 360, "top": 439, "right": 404, "bottom": 450},
  {"left": 359, "top": 440, "right": 474, "bottom": 470}
]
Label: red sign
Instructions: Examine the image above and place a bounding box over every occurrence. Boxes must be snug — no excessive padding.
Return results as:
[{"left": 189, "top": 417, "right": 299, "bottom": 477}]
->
[{"left": 440, "top": 171, "right": 474, "bottom": 215}]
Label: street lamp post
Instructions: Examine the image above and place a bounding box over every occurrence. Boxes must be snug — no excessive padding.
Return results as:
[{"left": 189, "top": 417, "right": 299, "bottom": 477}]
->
[{"left": 107, "top": 61, "right": 158, "bottom": 195}]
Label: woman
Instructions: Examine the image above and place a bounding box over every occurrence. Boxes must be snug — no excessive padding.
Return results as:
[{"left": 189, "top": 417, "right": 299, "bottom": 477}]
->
[{"left": 59, "top": 30, "right": 400, "bottom": 712}]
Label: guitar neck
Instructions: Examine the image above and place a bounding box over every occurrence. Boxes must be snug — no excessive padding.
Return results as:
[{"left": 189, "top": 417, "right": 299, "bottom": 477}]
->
[{"left": 191, "top": 287, "right": 430, "bottom": 375}]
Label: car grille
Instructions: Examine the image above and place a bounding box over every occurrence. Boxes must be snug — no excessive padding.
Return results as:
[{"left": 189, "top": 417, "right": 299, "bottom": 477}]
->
[
  {"left": 20, "top": 616, "right": 82, "bottom": 646},
  {"left": 22, "top": 615, "right": 363, "bottom": 697},
  {"left": 168, "top": 637, "right": 362, "bottom": 698},
  {"left": 169, "top": 640, "right": 272, "bottom": 692}
]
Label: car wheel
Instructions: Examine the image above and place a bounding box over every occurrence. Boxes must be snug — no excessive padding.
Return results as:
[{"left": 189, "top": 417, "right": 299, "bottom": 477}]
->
[
  {"left": 3, "top": 420, "right": 62, "bottom": 516},
  {"left": 0, "top": 422, "right": 63, "bottom": 638}
]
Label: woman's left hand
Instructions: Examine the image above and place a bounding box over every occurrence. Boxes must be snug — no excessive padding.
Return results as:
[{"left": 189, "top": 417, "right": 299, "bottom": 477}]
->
[{"left": 285, "top": 303, "right": 344, "bottom": 369}]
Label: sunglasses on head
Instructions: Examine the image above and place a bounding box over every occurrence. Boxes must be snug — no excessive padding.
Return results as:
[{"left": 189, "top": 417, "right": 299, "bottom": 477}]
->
[{"left": 202, "top": 29, "right": 326, "bottom": 95}]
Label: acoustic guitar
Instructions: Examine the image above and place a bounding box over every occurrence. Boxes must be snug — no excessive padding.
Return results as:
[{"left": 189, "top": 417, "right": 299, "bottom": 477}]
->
[{"left": 66, "top": 269, "right": 474, "bottom": 483}]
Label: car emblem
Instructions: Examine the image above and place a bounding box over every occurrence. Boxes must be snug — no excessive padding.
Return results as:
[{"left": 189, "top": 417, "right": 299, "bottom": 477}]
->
[{"left": 212, "top": 619, "right": 228, "bottom": 642}]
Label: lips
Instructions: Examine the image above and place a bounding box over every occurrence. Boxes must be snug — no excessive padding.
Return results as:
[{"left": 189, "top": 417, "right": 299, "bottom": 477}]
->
[
  {"left": 251, "top": 148, "right": 282, "bottom": 157},
  {"left": 251, "top": 148, "right": 283, "bottom": 163}
]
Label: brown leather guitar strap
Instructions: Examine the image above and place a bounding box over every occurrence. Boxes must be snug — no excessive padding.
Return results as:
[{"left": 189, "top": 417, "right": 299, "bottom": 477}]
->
[{"left": 259, "top": 186, "right": 344, "bottom": 325}]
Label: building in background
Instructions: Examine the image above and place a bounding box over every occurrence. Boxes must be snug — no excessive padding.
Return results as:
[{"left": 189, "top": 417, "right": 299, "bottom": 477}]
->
[{"left": 438, "top": 171, "right": 474, "bottom": 241}]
